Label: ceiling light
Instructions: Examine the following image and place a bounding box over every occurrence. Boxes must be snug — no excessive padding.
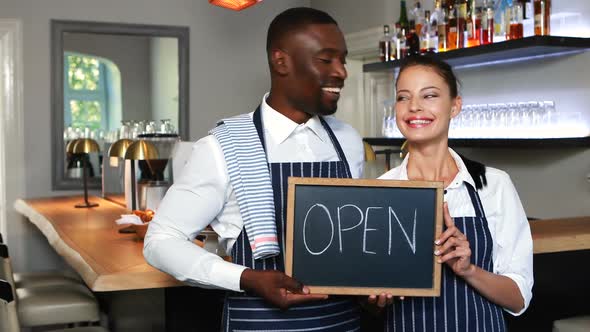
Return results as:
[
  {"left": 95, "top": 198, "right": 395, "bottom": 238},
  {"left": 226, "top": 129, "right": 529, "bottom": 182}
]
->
[{"left": 209, "top": 0, "right": 262, "bottom": 11}]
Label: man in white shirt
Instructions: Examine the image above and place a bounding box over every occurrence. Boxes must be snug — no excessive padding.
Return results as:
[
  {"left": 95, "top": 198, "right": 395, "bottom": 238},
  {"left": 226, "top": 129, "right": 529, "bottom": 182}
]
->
[{"left": 144, "top": 7, "right": 364, "bottom": 331}]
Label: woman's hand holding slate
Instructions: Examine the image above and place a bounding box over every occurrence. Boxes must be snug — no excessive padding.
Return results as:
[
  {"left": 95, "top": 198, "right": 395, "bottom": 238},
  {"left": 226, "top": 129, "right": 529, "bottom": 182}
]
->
[
  {"left": 240, "top": 269, "right": 329, "bottom": 310},
  {"left": 435, "top": 203, "right": 476, "bottom": 278}
]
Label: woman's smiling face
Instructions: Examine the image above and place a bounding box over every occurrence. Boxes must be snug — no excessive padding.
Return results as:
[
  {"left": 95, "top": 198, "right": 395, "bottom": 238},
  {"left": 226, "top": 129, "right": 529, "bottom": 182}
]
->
[{"left": 395, "top": 65, "right": 461, "bottom": 144}]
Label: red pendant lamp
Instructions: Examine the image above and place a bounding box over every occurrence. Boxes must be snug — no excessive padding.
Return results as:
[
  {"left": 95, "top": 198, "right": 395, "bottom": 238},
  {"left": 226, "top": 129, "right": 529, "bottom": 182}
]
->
[{"left": 209, "top": 0, "right": 262, "bottom": 11}]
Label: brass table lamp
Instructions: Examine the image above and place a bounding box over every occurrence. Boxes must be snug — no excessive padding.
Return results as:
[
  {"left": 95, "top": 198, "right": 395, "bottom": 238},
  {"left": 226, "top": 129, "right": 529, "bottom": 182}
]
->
[
  {"left": 124, "top": 140, "right": 159, "bottom": 210},
  {"left": 107, "top": 138, "right": 134, "bottom": 160},
  {"left": 70, "top": 138, "right": 100, "bottom": 208}
]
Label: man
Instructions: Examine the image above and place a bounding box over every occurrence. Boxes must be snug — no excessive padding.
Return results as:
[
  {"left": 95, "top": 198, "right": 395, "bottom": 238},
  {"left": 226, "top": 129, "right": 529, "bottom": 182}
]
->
[{"left": 144, "top": 7, "right": 364, "bottom": 331}]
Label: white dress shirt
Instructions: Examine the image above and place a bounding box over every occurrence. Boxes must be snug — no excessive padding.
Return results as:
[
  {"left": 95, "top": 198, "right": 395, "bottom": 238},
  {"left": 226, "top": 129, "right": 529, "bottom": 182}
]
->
[
  {"left": 144, "top": 94, "right": 364, "bottom": 292},
  {"left": 379, "top": 148, "right": 533, "bottom": 316}
]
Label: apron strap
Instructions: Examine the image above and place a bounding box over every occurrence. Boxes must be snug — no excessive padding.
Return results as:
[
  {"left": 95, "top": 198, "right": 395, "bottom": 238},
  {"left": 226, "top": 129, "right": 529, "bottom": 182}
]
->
[
  {"left": 253, "top": 106, "right": 352, "bottom": 178},
  {"left": 464, "top": 181, "right": 487, "bottom": 219}
]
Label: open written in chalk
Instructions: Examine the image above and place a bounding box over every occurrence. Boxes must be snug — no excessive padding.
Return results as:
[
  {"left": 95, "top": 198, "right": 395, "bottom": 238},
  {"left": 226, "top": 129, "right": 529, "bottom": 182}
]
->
[{"left": 285, "top": 178, "right": 444, "bottom": 296}]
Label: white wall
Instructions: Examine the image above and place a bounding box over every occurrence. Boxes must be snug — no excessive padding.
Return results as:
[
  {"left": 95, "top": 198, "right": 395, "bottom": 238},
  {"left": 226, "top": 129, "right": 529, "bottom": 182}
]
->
[
  {"left": 312, "top": 0, "right": 590, "bottom": 219},
  {"left": 0, "top": 0, "right": 309, "bottom": 273},
  {"left": 150, "top": 37, "right": 179, "bottom": 128},
  {"left": 311, "top": 0, "right": 399, "bottom": 34}
]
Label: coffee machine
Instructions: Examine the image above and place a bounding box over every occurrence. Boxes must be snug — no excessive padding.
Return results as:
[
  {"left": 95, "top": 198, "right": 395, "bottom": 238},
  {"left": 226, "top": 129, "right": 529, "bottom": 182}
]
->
[{"left": 129, "top": 133, "right": 180, "bottom": 211}]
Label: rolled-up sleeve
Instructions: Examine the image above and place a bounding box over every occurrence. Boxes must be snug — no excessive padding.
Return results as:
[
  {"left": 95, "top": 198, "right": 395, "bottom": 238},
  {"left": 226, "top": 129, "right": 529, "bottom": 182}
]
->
[
  {"left": 143, "top": 136, "right": 247, "bottom": 291},
  {"left": 492, "top": 172, "right": 534, "bottom": 316}
]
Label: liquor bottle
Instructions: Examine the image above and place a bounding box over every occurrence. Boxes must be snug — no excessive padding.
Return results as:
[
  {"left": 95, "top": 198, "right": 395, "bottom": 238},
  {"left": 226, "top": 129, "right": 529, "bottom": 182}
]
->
[
  {"left": 481, "top": 0, "right": 494, "bottom": 45},
  {"left": 431, "top": 0, "right": 444, "bottom": 27},
  {"left": 446, "top": 1, "right": 458, "bottom": 50},
  {"left": 395, "top": 24, "right": 408, "bottom": 60},
  {"left": 466, "top": 0, "right": 482, "bottom": 47},
  {"left": 509, "top": 2, "right": 524, "bottom": 39},
  {"left": 397, "top": 0, "right": 410, "bottom": 32},
  {"left": 534, "top": 0, "right": 550, "bottom": 36},
  {"left": 420, "top": 10, "right": 438, "bottom": 53},
  {"left": 456, "top": 0, "right": 468, "bottom": 48},
  {"left": 410, "top": 1, "right": 425, "bottom": 37},
  {"left": 379, "top": 25, "right": 394, "bottom": 62},
  {"left": 504, "top": 3, "right": 512, "bottom": 40},
  {"left": 437, "top": 0, "right": 449, "bottom": 52},
  {"left": 407, "top": 20, "right": 421, "bottom": 56}
]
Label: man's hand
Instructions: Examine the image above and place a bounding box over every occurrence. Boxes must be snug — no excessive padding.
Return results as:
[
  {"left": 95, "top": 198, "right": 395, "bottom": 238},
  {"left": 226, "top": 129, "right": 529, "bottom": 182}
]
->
[{"left": 240, "top": 269, "right": 328, "bottom": 310}]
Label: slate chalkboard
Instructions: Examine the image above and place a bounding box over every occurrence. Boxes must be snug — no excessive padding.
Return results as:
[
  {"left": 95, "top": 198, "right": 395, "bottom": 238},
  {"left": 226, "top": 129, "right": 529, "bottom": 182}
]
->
[{"left": 286, "top": 178, "right": 443, "bottom": 296}]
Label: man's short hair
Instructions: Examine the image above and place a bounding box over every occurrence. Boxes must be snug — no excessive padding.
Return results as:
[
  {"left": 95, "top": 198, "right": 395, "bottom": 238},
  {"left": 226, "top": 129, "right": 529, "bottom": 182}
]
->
[{"left": 266, "top": 7, "right": 338, "bottom": 56}]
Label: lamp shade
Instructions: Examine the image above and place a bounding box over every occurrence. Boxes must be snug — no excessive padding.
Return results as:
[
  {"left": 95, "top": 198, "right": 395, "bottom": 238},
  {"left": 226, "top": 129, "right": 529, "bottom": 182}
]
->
[
  {"left": 124, "top": 140, "right": 159, "bottom": 160},
  {"left": 108, "top": 139, "right": 134, "bottom": 158},
  {"left": 65, "top": 139, "right": 80, "bottom": 154},
  {"left": 209, "top": 0, "right": 261, "bottom": 11},
  {"left": 72, "top": 138, "right": 100, "bottom": 154}
]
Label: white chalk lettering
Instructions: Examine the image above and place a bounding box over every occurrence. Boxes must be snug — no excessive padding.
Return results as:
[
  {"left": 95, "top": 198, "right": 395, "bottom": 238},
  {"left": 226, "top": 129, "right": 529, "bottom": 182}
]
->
[
  {"left": 337, "top": 204, "right": 364, "bottom": 253},
  {"left": 389, "top": 207, "right": 417, "bottom": 254},
  {"left": 303, "top": 204, "right": 334, "bottom": 255},
  {"left": 363, "top": 207, "right": 382, "bottom": 255}
]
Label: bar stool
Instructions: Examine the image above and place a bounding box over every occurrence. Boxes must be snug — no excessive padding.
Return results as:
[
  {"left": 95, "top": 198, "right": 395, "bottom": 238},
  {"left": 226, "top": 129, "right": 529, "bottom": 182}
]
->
[
  {"left": 1, "top": 279, "right": 107, "bottom": 332},
  {"left": 553, "top": 316, "right": 590, "bottom": 332},
  {"left": 0, "top": 232, "right": 83, "bottom": 288},
  {"left": 0, "top": 244, "right": 102, "bottom": 327}
]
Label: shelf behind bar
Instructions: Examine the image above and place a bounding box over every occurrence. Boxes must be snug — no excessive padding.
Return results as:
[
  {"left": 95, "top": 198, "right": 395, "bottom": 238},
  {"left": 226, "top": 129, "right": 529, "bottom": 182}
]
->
[
  {"left": 363, "top": 36, "right": 590, "bottom": 72},
  {"left": 363, "top": 137, "right": 590, "bottom": 148}
]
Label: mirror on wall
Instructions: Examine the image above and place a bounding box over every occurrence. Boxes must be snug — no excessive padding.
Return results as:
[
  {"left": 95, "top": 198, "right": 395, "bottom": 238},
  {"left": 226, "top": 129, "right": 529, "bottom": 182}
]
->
[{"left": 51, "top": 20, "right": 189, "bottom": 190}]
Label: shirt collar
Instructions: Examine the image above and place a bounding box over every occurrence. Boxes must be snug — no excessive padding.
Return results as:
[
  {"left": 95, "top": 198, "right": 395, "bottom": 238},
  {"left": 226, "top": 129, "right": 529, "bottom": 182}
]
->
[
  {"left": 260, "top": 93, "right": 326, "bottom": 145},
  {"left": 395, "top": 148, "right": 476, "bottom": 189}
]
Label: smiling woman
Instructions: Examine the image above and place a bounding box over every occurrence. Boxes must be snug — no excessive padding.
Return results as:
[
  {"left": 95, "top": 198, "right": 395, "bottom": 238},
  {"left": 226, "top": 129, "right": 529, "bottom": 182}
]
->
[{"left": 376, "top": 55, "right": 534, "bottom": 332}]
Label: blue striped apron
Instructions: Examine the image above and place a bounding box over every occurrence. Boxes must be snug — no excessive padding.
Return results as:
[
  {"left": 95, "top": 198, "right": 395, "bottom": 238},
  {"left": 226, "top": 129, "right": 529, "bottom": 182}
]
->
[
  {"left": 385, "top": 182, "right": 506, "bottom": 332},
  {"left": 221, "top": 108, "right": 361, "bottom": 331}
]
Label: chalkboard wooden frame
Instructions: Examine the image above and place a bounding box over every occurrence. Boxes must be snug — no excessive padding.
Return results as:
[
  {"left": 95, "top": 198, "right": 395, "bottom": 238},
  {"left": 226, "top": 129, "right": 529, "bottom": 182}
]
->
[{"left": 285, "top": 177, "right": 444, "bottom": 296}]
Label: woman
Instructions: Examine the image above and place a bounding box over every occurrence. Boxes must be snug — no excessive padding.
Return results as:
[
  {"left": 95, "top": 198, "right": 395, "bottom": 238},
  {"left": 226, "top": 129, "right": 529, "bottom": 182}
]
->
[{"left": 370, "top": 56, "right": 533, "bottom": 331}]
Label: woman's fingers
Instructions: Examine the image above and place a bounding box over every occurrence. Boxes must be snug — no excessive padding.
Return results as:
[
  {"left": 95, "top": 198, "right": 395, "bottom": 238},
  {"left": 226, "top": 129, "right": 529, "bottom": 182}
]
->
[
  {"left": 435, "top": 237, "right": 469, "bottom": 256},
  {"left": 443, "top": 203, "right": 453, "bottom": 227},
  {"left": 438, "top": 247, "right": 471, "bottom": 264}
]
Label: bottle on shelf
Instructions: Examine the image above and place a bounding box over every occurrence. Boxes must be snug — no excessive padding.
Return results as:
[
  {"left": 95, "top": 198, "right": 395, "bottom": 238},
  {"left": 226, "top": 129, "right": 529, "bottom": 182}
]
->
[
  {"left": 510, "top": 2, "right": 524, "bottom": 39},
  {"left": 534, "top": 0, "right": 551, "bottom": 36},
  {"left": 410, "top": 1, "right": 425, "bottom": 37},
  {"left": 446, "top": 1, "right": 459, "bottom": 50},
  {"left": 466, "top": 0, "right": 482, "bottom": 47},
  {"left": 421, "top": 10, "right": 438, "bottom": 53},
  {"left": 481, "top": 0, "right": 494, "bottom": 44},
  {"left": 395, "top": 24, "right": 408, "bottom": 60},
  {"left": 379, "top": 24, "right": 394, "bottom": 62},
  {"left": 431, "top": 0, "right": 444, "bottom": 27},
  {"left": 407, "top": 21, "right": 421, "bottom": 56},
  {"left": 436, "top": 0, "right": 449, "bottom": 52},
  {"left": 397, "top": 0, "right": 410, "bottom": 32},
  {"left": 456, "top": 0, "right": 468, "bottom": 48}
]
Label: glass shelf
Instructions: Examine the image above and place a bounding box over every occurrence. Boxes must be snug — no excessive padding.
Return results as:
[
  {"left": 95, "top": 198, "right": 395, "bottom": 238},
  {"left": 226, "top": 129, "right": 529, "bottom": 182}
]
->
[
  {"left": 363, "top": 137, "right": 590, "bottom": 148},
  {"left": 363, "top": 36, "right": 590, "bottom": 72}
]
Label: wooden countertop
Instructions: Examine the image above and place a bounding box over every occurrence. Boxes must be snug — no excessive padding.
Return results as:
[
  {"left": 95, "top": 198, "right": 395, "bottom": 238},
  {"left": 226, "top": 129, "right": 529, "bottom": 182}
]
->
[
  {"left": 14, "top": 196, "right": 184, "bottom": 292},
  {"left": 14, "top": 196, "right": 590, "bottom": 291},
  {"left": 530, "top": 216, "right": 590, "bottom": 254}
]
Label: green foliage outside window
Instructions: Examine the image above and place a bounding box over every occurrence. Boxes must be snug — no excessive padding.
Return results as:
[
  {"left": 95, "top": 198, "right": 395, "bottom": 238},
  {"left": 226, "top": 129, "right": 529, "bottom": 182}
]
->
[
  {"left": 70, "top": 100, "right": 102, "bottom": 130},
  {"left": 67, "top": 55, "right": 100, "bottom": 91},
  {"left": 65, "top": 54, "right": 107, "bottom": 131}
]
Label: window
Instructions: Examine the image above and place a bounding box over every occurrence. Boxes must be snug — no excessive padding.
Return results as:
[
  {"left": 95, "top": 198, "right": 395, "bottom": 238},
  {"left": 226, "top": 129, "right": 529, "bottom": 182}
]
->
[{"left": 64, "top": 53, "right": 116, "bottom": 132}]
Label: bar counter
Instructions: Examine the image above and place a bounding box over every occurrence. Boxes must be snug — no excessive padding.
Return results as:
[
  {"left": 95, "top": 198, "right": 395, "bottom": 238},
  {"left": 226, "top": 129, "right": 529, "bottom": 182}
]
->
[
  {"left": 14, "top": 196, "right": 590, "bottom": 286},
  {"left": 14, "top": 196, "right": 183, "bottom": 291}
]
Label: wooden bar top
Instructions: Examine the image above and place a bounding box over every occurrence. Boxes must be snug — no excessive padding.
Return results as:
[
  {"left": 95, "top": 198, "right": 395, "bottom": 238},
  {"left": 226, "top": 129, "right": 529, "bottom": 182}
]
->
[
  {"left": 14, "top": 196, "right": 184, "bottom": 292},
  {"left": 14, "top": 196, "right": 590, "bottom": 291},
  {"left": 530, "top": 216, "right": 590, "bottom": 254}
]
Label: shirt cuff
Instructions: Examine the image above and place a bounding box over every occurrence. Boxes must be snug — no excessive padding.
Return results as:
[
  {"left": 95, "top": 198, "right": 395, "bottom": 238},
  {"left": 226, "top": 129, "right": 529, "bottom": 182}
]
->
[
  {"left": 209, "top": 259, "right": 248, "bottom": 292},
  {"left": 501, "top": 272, "right": 532, "bottom": 316}
]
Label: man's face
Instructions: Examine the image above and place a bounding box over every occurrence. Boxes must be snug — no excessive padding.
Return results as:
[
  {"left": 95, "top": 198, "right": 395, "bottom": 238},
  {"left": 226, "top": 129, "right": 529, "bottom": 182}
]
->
[{"left": 282, "top": 24, "right": 348, "bottom": 117}]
